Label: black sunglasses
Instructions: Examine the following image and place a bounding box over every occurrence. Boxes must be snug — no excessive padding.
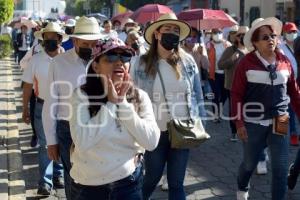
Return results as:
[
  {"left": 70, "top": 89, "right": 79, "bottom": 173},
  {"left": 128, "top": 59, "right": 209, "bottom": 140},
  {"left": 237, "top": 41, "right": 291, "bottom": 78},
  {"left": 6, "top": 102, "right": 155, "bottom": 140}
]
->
[
  {"left": 267, "top": 64, "right": 277, "bottom": 81},
  {"left": 260, "top": 34, "right": 277, "bottom": 41},
  {"left": 105, "top": 52, "right": 132, "bottom": 63}
]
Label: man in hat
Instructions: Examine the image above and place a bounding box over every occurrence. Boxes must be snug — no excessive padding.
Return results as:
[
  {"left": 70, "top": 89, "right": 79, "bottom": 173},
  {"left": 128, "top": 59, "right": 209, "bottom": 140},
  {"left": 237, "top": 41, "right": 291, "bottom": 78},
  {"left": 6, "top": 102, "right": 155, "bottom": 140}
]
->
[
  {"left": 22, "top": 22, "right": 68, "bottom": 195},
  {"left": 16, "top": 24, "right": 33, "bottom": 64},
  {"left": 62, "top": 19, "right": 76, "bottom": 51},
  {"left": 42, "top": 16, "right": 102, "bottom": 199},
  {"left": 278, "top": 22, "right": 299, "bottom": 146},
  {"left": 118, "top": 18, "right": 140, "bottom": 42},
  {"left": 231, "top": 17, "right": 300, "bottom": 200}
]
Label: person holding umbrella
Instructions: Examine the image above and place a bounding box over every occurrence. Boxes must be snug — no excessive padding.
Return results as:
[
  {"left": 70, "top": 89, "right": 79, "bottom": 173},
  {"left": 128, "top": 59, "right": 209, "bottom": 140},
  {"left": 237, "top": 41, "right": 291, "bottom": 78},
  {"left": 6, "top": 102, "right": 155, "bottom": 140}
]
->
[{"left": 131, "top": 13, "right": 206, "bottom": 200}]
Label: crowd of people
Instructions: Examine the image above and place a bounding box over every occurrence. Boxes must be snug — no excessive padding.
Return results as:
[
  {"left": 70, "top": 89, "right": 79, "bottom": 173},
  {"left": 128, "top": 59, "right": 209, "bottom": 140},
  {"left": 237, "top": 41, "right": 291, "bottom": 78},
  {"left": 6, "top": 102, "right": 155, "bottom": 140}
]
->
[{"left": 10, "top": 8, "right": 300, "bottom": 200}]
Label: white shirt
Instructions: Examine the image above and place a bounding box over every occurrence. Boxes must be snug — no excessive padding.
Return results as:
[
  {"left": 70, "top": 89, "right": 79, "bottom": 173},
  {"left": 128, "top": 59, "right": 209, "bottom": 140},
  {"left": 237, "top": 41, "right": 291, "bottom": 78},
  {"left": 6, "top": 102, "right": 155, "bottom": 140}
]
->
[
  {"left": 42, "top": 48, "right": 87, "bottom": 145},
  {"left": 22, "top": 51, "right": 53, "bottom": 100},
  {"left": 19, "top": 34, "right": 30, "bottom": 51},
  {"left": 152, "top": 59, "right": 189, "bottom": 131},
  {"left": 70, "top": 88, "right": 160, "bottom": 185},
  {"left": 101, "top": 30, "right": 118, "bottom": 39},
  {"left": 278, "top": 42, "right": 298, "bottom": 79},
  {"left": 20, "top": 44, "right": 65, "bottom": 70},
  {"left": 118, "top": 32, "right": 127, "bottom": 42}
]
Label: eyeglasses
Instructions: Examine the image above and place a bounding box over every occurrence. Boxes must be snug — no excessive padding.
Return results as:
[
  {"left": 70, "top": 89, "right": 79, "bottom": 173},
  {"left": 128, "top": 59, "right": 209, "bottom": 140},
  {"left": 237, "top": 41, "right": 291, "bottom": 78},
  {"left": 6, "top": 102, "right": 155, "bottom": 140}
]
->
[
  {"left": 267, "top": 64, "right": 277, "bottom": 81},
  {"left": 105, "top": 52, "right": 132, "bottom": 63},
  {"left": 260, "top": 34, "right": 277, "bottom": 41}
]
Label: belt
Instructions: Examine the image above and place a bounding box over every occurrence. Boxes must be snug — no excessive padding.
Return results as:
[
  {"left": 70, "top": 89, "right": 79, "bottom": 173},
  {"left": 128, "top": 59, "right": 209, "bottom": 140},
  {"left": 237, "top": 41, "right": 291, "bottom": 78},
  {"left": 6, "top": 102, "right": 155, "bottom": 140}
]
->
[{"left": 36, "top": 97, "right": 44, "bottom": 104}]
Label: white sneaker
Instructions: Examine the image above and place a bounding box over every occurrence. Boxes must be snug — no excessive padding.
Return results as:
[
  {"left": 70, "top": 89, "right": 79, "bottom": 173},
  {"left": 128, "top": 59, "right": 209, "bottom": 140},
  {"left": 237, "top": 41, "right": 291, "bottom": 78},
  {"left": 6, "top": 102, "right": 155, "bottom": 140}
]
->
[
  {"left": 161, "top": 176, "right": 168, "bottom": 191},
  {"left": 236, "top": 191, "right": 249, "bottom": 200},
  {"left": 256, "top": 161, "right": 268, "bottom": 175}
]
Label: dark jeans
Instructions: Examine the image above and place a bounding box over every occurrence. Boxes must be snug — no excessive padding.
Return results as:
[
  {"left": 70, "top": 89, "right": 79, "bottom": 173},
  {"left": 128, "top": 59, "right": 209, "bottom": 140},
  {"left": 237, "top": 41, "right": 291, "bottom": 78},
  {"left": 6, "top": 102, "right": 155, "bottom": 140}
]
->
[
  {"left": 71, "top": 165, "right": 143, "bottom": 200},
  {"left": 237, "top": 122, "right": 288, "bottom": 200},
  {"left": 293, "top": 148, "right": 300, "bottom": 172},
  {"left": 288, "top": 104, "right": 298, "bottom": 136},
  {"left": 142, "top": 132, "right": 189, "bottom": 200},
  {"left": 30, "top": 91, "right": 36, "bottom": 136},
  {"left": 209, "top": 73, "right": 228, "bottom": 118},
  {"left": 56, "top": 120, "right": 73, "bottom": 200},
  {"left": 18, "top": 50, "right": 27, "bottom": 64},
  {"left": 227, "top": 89, "right": 236, "bottom": 134}
]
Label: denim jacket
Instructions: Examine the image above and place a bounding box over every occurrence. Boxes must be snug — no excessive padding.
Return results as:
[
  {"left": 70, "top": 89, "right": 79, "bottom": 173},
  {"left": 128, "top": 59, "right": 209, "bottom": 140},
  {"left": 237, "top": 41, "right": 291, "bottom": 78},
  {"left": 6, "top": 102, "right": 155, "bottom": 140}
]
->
[{"left": 131, "top": 49, "right": 206, "bottom": 119}]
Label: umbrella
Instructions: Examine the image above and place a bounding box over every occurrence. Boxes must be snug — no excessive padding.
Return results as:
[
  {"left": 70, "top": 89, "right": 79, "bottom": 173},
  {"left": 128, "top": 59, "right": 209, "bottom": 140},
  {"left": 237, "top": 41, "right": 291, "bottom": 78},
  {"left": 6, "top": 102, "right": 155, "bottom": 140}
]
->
[
  {"left": 131, "top": 4, "right": 173, "bottom": 24},
  {"left": 177, "top": 9, "right": 238, "bottom": 30},
  {"left": 111, "top": 11, "right": 133, "bottom": 27},
  {"left": 87, "top": 13, "right": 108, "bottom": 22},
  {"left": 14, "top": 19, "right": 38, "bottom": 29}
]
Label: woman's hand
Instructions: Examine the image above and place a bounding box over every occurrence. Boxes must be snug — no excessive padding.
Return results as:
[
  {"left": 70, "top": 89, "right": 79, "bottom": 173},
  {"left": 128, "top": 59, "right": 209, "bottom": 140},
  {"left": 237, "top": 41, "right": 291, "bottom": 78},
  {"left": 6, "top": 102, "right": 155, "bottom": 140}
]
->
[{"left": 107, "top": 73, "right": 131, "bottom": 104}]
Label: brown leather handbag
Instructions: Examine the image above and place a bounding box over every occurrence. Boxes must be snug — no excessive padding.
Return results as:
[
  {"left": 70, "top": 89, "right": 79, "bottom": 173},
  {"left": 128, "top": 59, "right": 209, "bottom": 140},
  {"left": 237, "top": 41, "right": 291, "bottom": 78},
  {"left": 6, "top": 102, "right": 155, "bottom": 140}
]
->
[{"left": 273, "top": 114, "right": 289, "bottom": 136}]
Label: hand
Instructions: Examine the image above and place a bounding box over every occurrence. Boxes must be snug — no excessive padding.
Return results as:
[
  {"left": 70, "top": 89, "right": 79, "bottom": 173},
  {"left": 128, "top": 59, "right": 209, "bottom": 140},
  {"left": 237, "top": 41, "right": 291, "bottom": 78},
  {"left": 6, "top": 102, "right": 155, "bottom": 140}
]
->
[
  {"left": 107, "top": 73, "right": 131, "bottom": 104},
  {"left": 47, "top": 144, "right": 60, "bottom": 161},
  {"left": 22, "top": 108, "right": 31, "bottom": 124},
  {"left": 237, "top": 126, "right": 248, "bottom": 142}
]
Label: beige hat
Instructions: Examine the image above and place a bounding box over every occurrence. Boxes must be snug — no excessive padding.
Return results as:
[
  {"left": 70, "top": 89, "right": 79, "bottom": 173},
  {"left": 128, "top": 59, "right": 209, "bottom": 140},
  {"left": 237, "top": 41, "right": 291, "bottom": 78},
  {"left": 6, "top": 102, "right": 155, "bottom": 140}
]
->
[
  {"left": 144, "top": 13, "right": 191, "bottom": 44},
  {"left": 34, "top": 22, "right": 69, "bottom": 42},
  {"left": 69, "top": 16, "right": 102, "bottom": 40},
  {"left": 236, "top": 26, "right": 249, "bottom": 35},
  {"left": 244, "top": 17, "right": 282, "bottom": 50},
  {"left": 229, "top": 25, "right": 239, "bottom": 32},
  {"left": 64, "top": 19, "right": 76, "bottom": 27}
]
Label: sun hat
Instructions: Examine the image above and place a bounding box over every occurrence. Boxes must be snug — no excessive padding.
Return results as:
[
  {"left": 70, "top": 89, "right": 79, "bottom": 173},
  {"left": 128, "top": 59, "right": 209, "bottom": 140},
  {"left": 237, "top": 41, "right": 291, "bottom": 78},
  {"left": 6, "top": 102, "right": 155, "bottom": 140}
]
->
[
  {"left": 69, "top": 16, "right": 103, "bottom": 40},
  {"left": 64, "top": 19, "right": 76, "bottom": 27},
  {"left": 92, "top": 37, "right": 135, "bottom": 58},
  {"left": 229, "top": 25, "right": 239, "bottom": 33},
  {"left": 283, "top": 22, "right": 298, "bottom": 33},
  {"left": 244, "top": 17, "right": 282, "bottom": 51},
  {"left": 236, "top": 26, "right": 249, "bottom": 35},
  {"left": 144, "top": 12, "right": 191, "bottom": 44},
  {"left": 34, "top": 22, "right": 69, "bottom": 42}
]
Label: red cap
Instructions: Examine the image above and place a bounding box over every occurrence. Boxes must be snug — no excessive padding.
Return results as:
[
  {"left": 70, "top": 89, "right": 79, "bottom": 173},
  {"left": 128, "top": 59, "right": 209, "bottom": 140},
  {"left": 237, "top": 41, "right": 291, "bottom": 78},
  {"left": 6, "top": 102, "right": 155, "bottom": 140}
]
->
[{"left": 283, "top": 22, "right": 298, "bottom": 32}]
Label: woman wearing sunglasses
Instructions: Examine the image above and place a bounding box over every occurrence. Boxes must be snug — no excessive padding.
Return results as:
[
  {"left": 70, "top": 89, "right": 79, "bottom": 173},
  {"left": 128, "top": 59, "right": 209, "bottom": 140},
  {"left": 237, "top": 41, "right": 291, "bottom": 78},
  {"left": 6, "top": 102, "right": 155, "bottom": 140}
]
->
[
  {"left": 69, "top": 38, "right": 160, "bottom": 200},
  {"left": 231, "top": 17, "right": 300, "bottom": 200},
  {"left": 131, "top": 13, "right": 206, "bottom": 200}
]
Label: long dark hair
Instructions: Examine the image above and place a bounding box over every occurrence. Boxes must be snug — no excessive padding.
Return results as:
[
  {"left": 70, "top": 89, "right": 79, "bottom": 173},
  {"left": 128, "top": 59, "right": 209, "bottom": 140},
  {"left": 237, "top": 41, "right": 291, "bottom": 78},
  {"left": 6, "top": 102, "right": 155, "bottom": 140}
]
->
[{"left": 81, "top": 56, "right": 141, "bottom": 117}]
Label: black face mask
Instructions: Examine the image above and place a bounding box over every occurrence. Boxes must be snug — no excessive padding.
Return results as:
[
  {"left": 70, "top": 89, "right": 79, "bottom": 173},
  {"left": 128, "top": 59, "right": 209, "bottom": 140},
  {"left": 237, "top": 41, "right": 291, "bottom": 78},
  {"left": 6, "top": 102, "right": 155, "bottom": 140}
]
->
[
  {"left": 65, "top": 27, "right": 73, "bottom": 35},
  {"left": 44, "top": 40, "right": 58, "bottom": 52},
  {"left": 78, "top": 47, "right": 92, "bottom": 61},
  {"left": 131, "top": 42, "right": 139, "bottom": 51},
  {"left": 160, "top": 33, "right": 180, "bottom": 51},
  {"left": 240, "top": 36, "right": 244, "bottom": 46}
]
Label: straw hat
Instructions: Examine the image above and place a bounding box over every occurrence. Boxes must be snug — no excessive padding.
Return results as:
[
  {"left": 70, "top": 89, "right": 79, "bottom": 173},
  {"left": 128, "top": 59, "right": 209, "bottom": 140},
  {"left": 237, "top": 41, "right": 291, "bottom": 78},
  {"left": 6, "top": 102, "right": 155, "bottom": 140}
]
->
[
  {"left": 34, "top": 22, "right": 69, "bottom": 42},
  {"left": 244, "top": 17, "right": 282, "bottom": 50},
  {"left": 144, "top": 13, "right": 191, "bottom": 44},
  {"left": 69, "top": 16, "right": 102, "bottom": 40},
  {"left": 236, "top": 26, "right": 249, "bottom": 35},
  {"left": 64, "top": 19, "right": 76, "bottom": 27}
]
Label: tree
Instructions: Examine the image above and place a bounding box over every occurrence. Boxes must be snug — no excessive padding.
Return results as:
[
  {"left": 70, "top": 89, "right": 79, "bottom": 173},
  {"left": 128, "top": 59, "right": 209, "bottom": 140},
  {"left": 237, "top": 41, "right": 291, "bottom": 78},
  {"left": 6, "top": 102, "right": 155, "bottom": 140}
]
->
[{"left": 0, "top": 0, "right": 14, "bottom": 24}]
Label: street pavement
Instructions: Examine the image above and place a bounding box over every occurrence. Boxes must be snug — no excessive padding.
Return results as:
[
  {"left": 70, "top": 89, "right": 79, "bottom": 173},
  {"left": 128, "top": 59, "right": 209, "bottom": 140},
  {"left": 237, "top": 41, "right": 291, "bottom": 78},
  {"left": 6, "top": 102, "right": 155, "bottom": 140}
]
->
[{"left": 1, "top": 57, "right": 300, "bottom": 199}]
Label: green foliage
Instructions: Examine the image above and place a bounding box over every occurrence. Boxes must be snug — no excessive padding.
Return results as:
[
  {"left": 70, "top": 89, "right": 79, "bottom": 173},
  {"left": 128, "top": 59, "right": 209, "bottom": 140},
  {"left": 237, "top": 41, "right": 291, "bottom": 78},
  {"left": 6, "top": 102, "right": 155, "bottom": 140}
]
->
[
  {"left": 0, "top": 34, "right": 12, "bottom": 58},
  {"left": 0, "top": 0, "right": 14, "bottom": 24},
  {"left": 65, "top": 0, "right": 109, "bottom": 16}
]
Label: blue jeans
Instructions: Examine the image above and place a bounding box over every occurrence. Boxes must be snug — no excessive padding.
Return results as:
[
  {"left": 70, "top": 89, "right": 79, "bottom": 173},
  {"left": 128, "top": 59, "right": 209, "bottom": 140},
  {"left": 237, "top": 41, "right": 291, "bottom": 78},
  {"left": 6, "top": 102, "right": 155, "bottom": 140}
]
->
[
  {"left": 34, "top": 102, "right": 63, "bottom": 187},
  {"left": 293, "top": 148, "right": 300, "bottom": 172},
  {"left": 288, "top": 104, "right": 298, "bottom": 136},
  {"left": 237, "top": 122, "right": 289, "bottom": 200},
  {"left": 71, "top": 165, "right": 143, "bottom": 200},
  {"left": 56, "top": 120, "right": 73, "bottom": 199},
  {"left": 142, "top": 132, "right": 189, "bottom": 200}
]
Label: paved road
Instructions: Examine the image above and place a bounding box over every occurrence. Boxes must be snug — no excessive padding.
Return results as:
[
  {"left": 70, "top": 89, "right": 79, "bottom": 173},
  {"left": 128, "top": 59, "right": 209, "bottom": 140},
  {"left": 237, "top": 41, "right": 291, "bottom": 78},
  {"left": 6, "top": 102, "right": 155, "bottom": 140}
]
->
[{"left": 4, "top": 57, "right": 300, "bottom": 199}]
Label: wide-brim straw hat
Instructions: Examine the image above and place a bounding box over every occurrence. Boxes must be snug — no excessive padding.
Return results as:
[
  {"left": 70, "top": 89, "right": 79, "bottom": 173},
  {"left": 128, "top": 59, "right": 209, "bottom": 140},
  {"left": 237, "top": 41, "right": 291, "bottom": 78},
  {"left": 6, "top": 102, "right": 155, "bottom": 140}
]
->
[
  {"left": 69, "top": 16, "right": 102, "bottom": 40},
  {"left": 34, "top": 22, "right": 69, "bottom": 42},
  {"left": 244, "top": 17, "right": 282, "bottom": 51},
  {"left": 144, "top": 12, "right": 191, "bottom": 44}
]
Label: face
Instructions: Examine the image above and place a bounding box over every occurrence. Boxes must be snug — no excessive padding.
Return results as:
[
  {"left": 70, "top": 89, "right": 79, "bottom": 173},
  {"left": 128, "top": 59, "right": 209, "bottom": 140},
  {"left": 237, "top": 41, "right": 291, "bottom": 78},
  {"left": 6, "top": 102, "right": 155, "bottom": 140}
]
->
[
  {"left": 21, "top": 26, "right": 28, "bottom": 33},
  {"left": 43, "top": 32, "right": 61, "bottom": 43},
  {"left": 155, "top": 23, "right": 180, "bottom": 40},
  {"left": 253, "top": 26, "right": 277, "bottom": 53},
  {"left": 235, "top": 32, "right": 245, "bottom": 45},
  {"left": 113, "top": 21, "right": 121, "bottom": 30},
  {"left": 73, "top": 38, "right": 98, "bottom": 52},
  {"left": 126, "top": 34, "right": 139, "bottom": 46},
  {"left": 104, "top": 22, "right": 112, "bottom": 33},
  {"left": 93, "top": 49, "right": 131, "bottom": 84}
]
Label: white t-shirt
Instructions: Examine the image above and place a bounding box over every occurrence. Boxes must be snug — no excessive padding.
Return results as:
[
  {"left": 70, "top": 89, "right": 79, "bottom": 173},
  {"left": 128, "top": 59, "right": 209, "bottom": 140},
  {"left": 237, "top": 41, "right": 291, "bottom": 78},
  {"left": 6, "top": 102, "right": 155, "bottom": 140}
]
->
[{"left": 22, "top": 51, "right": 53, "bottom": 100}]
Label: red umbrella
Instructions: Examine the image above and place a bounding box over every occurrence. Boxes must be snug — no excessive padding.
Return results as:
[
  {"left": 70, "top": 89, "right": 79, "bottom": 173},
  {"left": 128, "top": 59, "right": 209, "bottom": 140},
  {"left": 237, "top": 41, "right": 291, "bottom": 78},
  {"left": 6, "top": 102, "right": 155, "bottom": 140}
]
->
[
  {"left": 111, "top": 11, "right": 133, "bottom": 27},
  {"left": 131, "top": 4, "right": 173, "bottom": 24},
  {"left": 177, "top": 9, "right": 238, "bottom": 30}
]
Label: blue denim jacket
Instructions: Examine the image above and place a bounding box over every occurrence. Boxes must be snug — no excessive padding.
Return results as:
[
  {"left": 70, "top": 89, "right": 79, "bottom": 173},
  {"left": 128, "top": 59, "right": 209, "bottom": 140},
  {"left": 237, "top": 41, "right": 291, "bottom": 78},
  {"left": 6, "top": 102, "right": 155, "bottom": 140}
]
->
[{"left": 132, "top": 50, "right": 206, "bottom": 119}]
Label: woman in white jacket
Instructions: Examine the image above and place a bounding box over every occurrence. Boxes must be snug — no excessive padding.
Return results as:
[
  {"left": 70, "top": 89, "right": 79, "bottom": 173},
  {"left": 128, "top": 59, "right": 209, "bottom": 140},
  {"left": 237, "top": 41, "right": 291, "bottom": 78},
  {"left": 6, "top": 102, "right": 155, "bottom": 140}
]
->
[{"left": 69, "top": 38, "right": 160, "bottom": 200}]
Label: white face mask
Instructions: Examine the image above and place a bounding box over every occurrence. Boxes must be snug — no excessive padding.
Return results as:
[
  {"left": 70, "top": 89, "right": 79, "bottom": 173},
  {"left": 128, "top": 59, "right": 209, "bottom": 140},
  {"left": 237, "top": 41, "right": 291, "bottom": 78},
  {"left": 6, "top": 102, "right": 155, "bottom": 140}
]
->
[
  {"left": 212, "top": 33, "right": 223, "bottom": 42},
  {"left": 286, "top": 33, "right": 298, "bottom": 42}
]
